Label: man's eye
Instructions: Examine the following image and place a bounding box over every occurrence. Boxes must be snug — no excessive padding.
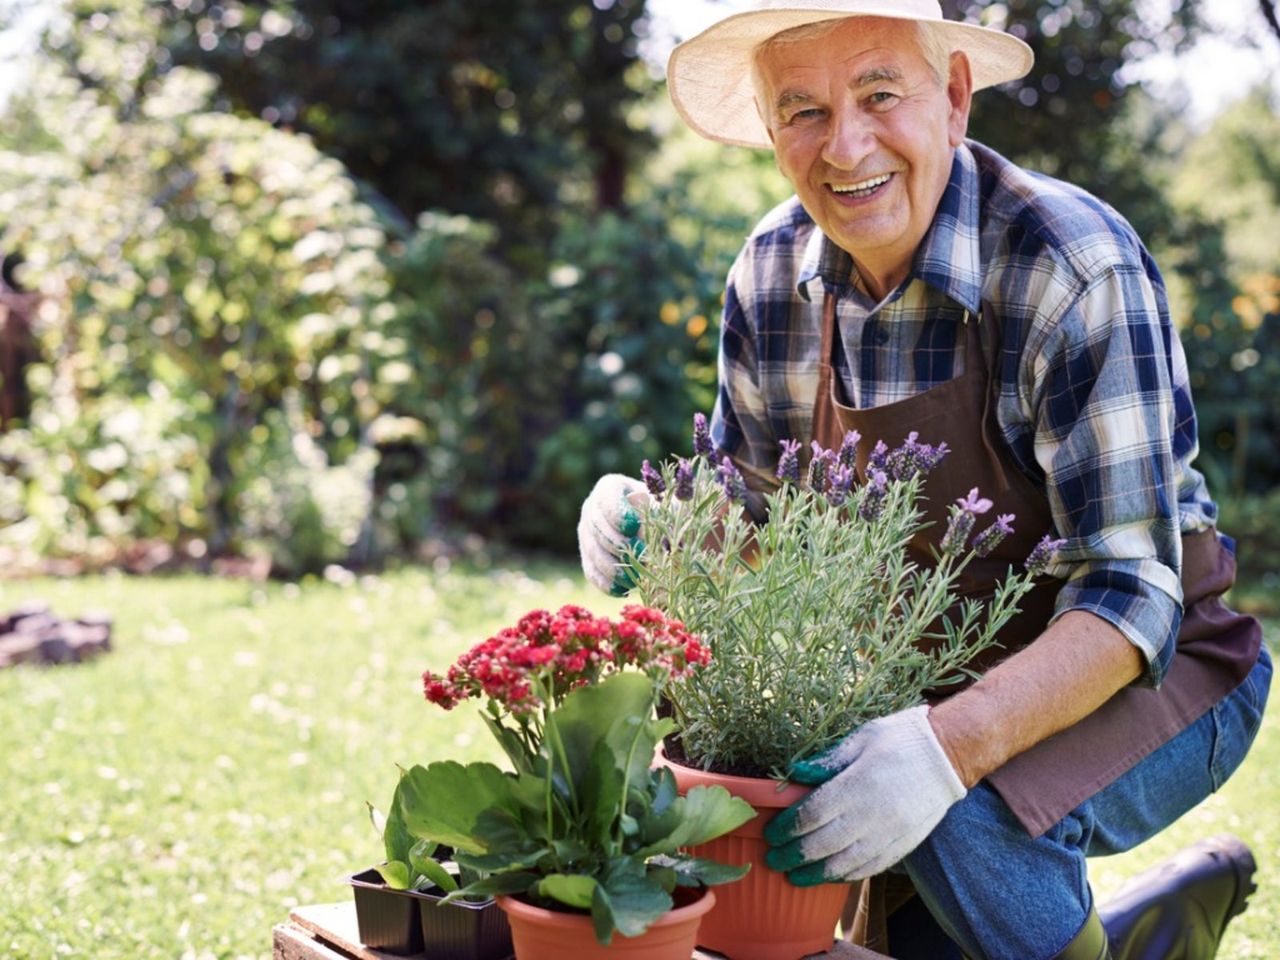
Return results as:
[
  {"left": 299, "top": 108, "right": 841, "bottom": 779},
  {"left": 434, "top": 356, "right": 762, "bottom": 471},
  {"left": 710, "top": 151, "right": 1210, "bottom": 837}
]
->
[
  {"left": 789, "top": 107, "right": 824, "bottom": 122},
  {"left": 867, "top": 91, "right": 899, "bottom": 108}
]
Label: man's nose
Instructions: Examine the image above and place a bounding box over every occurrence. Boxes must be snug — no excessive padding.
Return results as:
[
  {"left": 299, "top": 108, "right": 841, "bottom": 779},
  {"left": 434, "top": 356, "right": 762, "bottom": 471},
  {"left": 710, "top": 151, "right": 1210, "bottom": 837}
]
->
[{"left": 821, "top": 107, "right": 875, "bottom": 170}]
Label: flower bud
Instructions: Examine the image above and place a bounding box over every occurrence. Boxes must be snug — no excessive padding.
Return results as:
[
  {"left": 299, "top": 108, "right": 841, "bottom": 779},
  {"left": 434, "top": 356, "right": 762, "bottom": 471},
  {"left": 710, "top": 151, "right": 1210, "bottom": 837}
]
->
[
  {"left": 692, "top": 412, "right": 714, "bottom": 459},
  {"left": 641, "top": 459, "right": 666, "bottom": 498}
]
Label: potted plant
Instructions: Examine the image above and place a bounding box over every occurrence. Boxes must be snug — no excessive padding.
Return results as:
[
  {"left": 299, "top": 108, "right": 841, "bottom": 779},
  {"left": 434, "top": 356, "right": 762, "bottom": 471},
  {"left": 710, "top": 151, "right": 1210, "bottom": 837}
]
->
[
  {"left": 626, "top": 416, "right": 1063, "bottom": 960},
  {"left": 402, "top": 604, "right": 756, "bottom": 959},
  {"left": 351, "top": 773, "right": 512, "bottom": 959}
]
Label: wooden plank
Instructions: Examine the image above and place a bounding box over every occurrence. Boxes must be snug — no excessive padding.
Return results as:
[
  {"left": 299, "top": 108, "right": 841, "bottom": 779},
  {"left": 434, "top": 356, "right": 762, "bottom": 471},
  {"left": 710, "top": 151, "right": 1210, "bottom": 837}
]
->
[
  {"left": 272, "top": 922, "right": 354, "bottom": 960},
  {"left": 283, "top": 902, "right": 893, "bottom": 960},
  {"left": 290, "top": 904, "right": 421, "bottom": 960}
]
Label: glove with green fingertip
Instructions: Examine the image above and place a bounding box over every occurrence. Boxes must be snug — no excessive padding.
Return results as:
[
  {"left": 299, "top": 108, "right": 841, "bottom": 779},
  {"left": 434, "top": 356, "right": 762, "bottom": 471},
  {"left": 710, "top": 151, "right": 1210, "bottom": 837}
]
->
[
  {"left": 762, "top": 704, "right": 966, "bottom": 885},
  {"left": 576, "top": 473, "right": 650, "bottom": 596}
]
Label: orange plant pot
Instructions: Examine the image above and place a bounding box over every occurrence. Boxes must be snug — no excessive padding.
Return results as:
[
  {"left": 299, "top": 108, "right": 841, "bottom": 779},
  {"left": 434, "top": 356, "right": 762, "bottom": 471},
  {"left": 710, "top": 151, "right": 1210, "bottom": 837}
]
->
[
  {"left": 496, "top": 886, "right": 715, "bottom": 960},
  {"left": 659, "top": 756, "right": 853, "bottom": 960}
]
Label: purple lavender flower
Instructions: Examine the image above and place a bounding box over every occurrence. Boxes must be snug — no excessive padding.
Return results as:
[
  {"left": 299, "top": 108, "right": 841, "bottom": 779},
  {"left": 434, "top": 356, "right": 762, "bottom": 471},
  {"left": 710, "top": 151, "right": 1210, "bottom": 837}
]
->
[
  {"left": 641, "top": 459, "right": 666, "bottom": 498},
  {"left": 972, "top": 513, "right": 1016, "bottom": 558},
  {"left": 717, "top": 454, "right": 748, "bottom": 504},
  {"left": 808, "top": 441, "right": 836, "bottom": 492},
  {"left": 868, "top": 440, "right": 890, "bottom": 473},
  {"left": 887, "top": 432, "right": 951, "bottom": 482},
  {"left": 940, "top": 488, "right": 994, "bottom": 556},
  {"left": 923, "top": 441, "right": 950, "bottom": 474},
  {"left": 858, "top": 468, "right": 889, "bottom": 522},
  {"left": 837, "top": 430, "right": 861, "bottom": 469},
  {"left": 956, "top": 488, "right": 993, "bottom": 515},
  {"left": 826, "top": 463, "right": 855, "bottom": 508},
  {"left": 692, "top": 412, "right": 713, "bottom": 459},
  {"left": 674, "top": 458, "right": 695, "bottom": 501},
  {"left": 940, "top": 509, "right": 976, "bottom": 556},
  {"left": 1026, "top": 534, "right": 1068, "bottom": 577},
  {"left": 776, "top": 439, "right": 802, "bottom": 484}
]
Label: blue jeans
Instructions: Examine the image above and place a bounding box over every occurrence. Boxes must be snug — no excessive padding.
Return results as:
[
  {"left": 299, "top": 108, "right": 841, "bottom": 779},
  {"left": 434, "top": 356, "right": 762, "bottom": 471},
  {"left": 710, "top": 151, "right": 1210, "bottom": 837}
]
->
[{"left": 888, "top": 644, "right": 1272, "bottom": 960}]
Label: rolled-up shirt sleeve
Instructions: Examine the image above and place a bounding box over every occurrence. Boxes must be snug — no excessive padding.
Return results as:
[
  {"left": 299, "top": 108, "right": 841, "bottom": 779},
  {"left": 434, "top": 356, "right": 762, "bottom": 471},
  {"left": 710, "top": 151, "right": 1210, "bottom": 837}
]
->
[{"left": 1024, "top": 260, "right": 1184, "bottom": 688}]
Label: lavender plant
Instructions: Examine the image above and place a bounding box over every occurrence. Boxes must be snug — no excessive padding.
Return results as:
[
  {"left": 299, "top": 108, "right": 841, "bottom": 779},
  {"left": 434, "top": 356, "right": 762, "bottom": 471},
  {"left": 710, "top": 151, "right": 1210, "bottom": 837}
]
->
[{"left": 627, "top": 416, "right": 1063, "bottom": 779}]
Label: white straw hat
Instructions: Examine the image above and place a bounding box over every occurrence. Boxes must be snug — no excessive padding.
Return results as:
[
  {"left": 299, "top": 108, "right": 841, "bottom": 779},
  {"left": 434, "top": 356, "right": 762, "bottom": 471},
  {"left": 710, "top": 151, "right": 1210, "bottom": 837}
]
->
[{"left": 667, "top": 0, "right": 1034, "bottom": 148}]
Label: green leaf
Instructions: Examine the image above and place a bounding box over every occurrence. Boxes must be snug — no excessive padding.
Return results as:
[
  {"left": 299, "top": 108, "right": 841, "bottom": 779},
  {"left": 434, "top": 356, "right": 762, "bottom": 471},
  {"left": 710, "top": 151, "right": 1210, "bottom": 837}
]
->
[
  {"left": 651, "top": 853, "right": 750, "bottom": 888},
  {"left": 535, "top": 873, "right": 598, "bottom": 909},
  {"left": 409, "top": 840, "right": 457, "bottom": 893},
  {"left": 482, "top": 714, "right": 538, "bottom": 776},
  {"left": 592, "top": 860, "right": 673, "bottom": 942},
  {"left": 546, "top": 673, "right": 655, "bottom": 800},
  {"left": 581, "top": 738, "right": 625, "bottom": 847},
  {"left": 453, "top": 845, "right": 546, "bottom": 875},
  {"left": 633, "top": 785, "right": 754, "bottom": 858},
  {"left": 382, "top": 775, "right": 419, "bottom": 864},
  {"left": 398, "top": 761, "right": 525, "bottom": 854},
  {"left": 444, "top": 871, "right": 541, "bottom": 903},
  {"left": 373, "top": 860, "right": 411, "bottom": 890}
]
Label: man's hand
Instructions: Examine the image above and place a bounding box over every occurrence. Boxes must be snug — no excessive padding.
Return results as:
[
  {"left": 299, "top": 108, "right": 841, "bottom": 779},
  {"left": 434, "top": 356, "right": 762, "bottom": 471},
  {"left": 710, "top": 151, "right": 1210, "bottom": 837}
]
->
[
  {"left": 577, "top": 474, "right": 650, "bottom": 595},
  {"left": 762, "top": 705, "right": 965, "bottom": 885}
]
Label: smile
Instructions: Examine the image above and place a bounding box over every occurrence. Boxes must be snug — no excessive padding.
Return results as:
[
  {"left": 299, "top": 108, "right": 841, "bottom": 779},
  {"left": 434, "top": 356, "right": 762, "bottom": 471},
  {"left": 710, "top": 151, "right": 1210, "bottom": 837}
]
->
[{"left": 828, "top": 173, "right": 892, "bottom": 198}]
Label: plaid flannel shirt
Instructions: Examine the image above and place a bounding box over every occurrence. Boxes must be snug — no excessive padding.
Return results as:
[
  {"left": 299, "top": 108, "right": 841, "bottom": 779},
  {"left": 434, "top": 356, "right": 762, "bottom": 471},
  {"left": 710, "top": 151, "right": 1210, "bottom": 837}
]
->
[{"left": 712, "top": 140, "right": 1215, "bottom": 687}]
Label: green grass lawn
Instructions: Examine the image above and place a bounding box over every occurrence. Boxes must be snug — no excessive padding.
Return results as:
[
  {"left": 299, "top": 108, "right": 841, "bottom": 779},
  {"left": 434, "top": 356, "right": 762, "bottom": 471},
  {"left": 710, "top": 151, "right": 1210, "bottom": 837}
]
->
[{"left": 0, "top": 561, "right": 1274, "bottom": 959}]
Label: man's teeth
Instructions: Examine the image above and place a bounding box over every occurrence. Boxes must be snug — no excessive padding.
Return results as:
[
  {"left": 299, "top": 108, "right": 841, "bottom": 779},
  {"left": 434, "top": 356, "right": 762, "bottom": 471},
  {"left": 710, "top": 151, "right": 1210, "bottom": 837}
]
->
[{"left": 830, "top": 174, "right": 891, "bottom": 196}]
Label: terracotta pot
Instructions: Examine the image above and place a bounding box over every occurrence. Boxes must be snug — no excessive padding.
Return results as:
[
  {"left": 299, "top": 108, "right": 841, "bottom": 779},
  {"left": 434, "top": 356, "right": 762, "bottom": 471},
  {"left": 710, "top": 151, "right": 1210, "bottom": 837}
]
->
[
  {"left": 657, "top": 755, "right": 853, "bottom": 960},
  {"left": 497, "top": 886, "right": 715, "bottom": 960}
]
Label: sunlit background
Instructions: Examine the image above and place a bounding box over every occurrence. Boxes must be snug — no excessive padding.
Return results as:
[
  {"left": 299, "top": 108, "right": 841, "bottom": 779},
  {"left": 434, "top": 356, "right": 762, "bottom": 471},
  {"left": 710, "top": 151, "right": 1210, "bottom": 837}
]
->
[{"left": 0, "top": 3, "right": 1278, "bottom": 959}]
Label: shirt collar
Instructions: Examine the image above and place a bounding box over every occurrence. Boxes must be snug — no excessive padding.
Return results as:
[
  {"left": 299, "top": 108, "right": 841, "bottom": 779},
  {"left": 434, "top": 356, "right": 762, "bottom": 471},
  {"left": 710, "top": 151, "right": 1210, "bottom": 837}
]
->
[{"left": 794, "top": 143, "right": 983, "bottom": 314}]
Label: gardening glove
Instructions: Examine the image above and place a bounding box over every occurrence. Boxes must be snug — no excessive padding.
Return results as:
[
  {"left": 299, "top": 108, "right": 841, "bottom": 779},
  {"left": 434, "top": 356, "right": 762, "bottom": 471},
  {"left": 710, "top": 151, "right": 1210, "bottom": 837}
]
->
[
  {"left": 762, "top": 705, "right": 966, "bottom": 885},
  {"left": 577, "top": 473, "right": 649, "bottom": 596}
]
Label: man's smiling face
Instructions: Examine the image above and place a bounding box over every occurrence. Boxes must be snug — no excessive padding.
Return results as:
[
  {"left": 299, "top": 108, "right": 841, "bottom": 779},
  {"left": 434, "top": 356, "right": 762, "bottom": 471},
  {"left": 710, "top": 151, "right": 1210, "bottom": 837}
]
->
[{"left": 756, "top": 18, "right": 971, "bottom": 297}]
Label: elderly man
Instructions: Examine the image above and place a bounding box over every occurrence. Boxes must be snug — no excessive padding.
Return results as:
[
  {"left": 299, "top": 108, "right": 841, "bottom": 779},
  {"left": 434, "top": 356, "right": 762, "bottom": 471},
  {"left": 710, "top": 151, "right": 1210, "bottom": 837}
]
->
[{"left": 577, "top": 2, "right": 1270, "bottom": 958}]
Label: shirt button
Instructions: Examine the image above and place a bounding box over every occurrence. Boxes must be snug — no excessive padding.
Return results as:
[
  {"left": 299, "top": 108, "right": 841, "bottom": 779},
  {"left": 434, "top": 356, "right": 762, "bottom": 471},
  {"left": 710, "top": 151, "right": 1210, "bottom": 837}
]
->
[{"left": 875, "top": 328, "right": 890, "bottom": 346}]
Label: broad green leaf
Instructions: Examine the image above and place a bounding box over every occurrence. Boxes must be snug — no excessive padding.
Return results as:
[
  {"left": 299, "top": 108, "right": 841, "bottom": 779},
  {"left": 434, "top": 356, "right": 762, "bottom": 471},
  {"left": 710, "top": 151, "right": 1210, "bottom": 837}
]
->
[
  {"left": 545, "top": 673, "right": 655, "bottom": 798},
  {"left": 380, "top": 775, "right": 419, "bottom": 864},
  {"left": 593, "top": 860, "right": 673, "bottom": 941},
  {"left": 409, "top": 840, "right": 457, "bottom": 893},
  {"left": 445, "top": 871, "right": 541, "bottom": 903},
  {"left": 634, "top": 785, "right": 754, "bottom": 858},
  {"left": 374, "top": 860, "right": 411, "bottom": 890},
  {"left": 581, "top": 738, "right": 624, "bottom": 847},
  {"left": 398, "top": 761, "right": 524, "bottom": 854},
  {"left": 650, "top": 766, "right": 679, "bottom": 815},
  {"left": 650, "top": 853, "right": 750, "bottom": 888},
  {"left": 535, "top": 873, "right": 598, "bottom": 909},
  {"left": 453, "top": 847, "right": 546, "bottom": 874}
]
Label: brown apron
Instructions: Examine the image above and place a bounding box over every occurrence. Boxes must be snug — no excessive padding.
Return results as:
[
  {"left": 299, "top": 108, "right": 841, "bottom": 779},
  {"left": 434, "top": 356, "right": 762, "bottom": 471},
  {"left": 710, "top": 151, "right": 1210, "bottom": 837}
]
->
[{"left": 806, "top": 291, "right": 1262, "bottom": 948}]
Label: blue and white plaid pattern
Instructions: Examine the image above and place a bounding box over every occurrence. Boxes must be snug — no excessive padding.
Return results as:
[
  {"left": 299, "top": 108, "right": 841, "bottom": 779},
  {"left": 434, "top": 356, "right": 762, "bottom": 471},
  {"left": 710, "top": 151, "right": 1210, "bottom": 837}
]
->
[{"left": 712, "top": 140, "right": 1215, "bottom": 687}]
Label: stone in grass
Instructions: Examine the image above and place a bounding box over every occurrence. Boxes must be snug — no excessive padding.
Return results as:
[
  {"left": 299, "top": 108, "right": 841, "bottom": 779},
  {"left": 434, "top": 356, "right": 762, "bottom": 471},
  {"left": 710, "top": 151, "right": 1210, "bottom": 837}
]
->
[{"left": 0, "top": 604, "right": 114, "bottom": 669}]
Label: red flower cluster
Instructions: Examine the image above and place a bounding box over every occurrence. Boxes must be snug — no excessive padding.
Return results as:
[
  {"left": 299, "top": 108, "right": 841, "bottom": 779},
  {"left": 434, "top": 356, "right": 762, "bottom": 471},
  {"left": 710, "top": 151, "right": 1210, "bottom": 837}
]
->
[{"left": 422, "top": 604, "right": 708, "bottom": 714}]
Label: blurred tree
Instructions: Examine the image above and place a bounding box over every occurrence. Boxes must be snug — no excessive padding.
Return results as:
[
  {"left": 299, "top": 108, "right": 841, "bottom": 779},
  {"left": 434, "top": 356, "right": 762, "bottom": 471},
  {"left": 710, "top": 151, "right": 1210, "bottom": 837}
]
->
[
  {"left": 939, "top": 0, "right": 1206, "bottom": 240},
  {"left": 1160, "top": 89, "right": 1280, "bottom": 494},
  {"left": 152, "top": 0, "right": 653, "bottom": 258},
  {"left": 0, "top": 2, "right": 400, "bottom": 573}
]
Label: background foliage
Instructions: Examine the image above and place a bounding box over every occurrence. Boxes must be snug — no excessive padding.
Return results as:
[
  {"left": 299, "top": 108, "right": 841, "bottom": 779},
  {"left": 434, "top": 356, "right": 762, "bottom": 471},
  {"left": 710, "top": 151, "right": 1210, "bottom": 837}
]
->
[{"left": 0, "top": 0, "right": 1276, "bottom": 578}]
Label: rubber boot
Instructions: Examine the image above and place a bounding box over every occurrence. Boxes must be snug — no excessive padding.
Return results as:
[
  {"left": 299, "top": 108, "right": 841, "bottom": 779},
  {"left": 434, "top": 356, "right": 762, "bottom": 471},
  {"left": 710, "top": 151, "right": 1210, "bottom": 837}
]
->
[
  {"left": 1051, "top": 908, "right": 1112, "bottom": 960},
  {"left": 1098, "top": 833, "right": 1257, "bottom": 960}
]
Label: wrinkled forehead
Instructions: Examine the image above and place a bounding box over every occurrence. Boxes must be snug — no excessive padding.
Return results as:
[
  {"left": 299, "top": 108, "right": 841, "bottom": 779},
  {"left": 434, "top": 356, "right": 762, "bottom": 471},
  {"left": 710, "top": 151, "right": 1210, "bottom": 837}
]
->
[
  {"left": 752, "top": 17, "right": 938, "bottom": 102},
  {"left": 756, "top": 16, "right": 924, "bottom": 75}
]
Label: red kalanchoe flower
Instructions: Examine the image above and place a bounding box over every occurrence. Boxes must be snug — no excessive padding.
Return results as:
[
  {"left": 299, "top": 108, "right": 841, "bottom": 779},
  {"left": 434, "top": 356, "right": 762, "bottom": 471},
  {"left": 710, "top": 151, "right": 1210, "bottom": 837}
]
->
[{"left": 422, "top": 604, "right": 709, "bottom": 715}]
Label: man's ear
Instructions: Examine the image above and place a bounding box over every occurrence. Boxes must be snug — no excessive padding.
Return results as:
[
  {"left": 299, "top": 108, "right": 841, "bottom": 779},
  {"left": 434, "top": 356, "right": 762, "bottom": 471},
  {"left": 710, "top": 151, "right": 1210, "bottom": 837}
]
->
[{"left": 946, "top": 51, "right": 974, "bottom": 147}]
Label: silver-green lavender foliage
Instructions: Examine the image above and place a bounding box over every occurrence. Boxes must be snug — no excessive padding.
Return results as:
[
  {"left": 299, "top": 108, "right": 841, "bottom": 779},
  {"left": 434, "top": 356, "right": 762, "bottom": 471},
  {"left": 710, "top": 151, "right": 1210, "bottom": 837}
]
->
[{"left": 628, "top": 434, "right": 1043, "bottom": 779}]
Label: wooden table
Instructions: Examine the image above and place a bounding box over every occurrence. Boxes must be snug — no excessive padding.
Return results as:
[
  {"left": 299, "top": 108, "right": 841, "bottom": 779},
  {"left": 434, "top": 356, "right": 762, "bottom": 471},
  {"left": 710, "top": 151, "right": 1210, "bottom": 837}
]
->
[{"left": 272, "top": 902, "right": 894, "bottom": 960}]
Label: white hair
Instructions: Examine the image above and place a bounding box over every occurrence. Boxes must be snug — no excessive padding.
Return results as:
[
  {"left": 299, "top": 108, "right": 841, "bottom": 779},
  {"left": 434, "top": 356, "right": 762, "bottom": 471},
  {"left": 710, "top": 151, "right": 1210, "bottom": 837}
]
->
[{"left": 751, "top": 19, "right": 954, "bottom": 127}]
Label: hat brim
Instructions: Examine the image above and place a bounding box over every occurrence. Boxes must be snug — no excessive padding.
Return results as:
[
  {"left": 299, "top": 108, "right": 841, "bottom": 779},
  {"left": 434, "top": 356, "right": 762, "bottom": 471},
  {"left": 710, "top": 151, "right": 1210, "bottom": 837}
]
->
[{"left": 667, "top": 8, "right": 1034, "bottom": 149}]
